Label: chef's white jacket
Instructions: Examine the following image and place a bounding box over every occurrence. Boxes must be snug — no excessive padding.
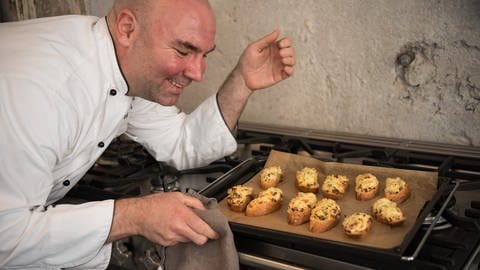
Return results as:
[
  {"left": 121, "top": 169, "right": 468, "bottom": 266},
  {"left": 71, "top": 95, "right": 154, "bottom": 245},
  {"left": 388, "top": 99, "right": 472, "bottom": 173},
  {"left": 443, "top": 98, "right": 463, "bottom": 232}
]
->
[{"left": 0, "top": 15, "right": 237, "bottom": 269}]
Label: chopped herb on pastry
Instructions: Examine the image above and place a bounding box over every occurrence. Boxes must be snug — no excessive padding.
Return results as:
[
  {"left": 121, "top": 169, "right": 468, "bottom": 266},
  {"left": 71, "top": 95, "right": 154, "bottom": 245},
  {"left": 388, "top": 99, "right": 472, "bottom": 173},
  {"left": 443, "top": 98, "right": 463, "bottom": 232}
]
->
[
  {"left": 309, "top": 198, "right": 341, "bottom": 233},
  {"left": 227, "top": 185, "right": 255, "bottom": 212},
  {"left": 260, "top": 166, "right": 283, "bottom": 189},
  {"left": 371, "top": 197, "right": 406, "bottom": 226},
  {"left": 322, "top": 174, "right": 349, "bottom": 200},
  {"left": 245, "top": 187, "right": 283, "bottom": 217},
  {"left": 384, "top": 177, "right": 410, "bottom": 204},
  {"left": 287, "top": 192, "right": 317, "bottom": 225},
  {"left": 342, "top": 212, "right": 374, "bottom": 238},
  {"left": 355, "top": 173, "right": 379, "bottom": 201},
  {"left": 296, "top": 167, "right": 320, "bottom": 193}
]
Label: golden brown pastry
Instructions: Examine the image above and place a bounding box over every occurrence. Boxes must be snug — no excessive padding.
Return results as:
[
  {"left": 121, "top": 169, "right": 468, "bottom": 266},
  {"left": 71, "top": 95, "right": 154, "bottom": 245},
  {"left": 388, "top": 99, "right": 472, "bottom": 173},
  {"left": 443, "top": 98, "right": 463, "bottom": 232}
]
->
[
  {"left": 342, "top": 212, "right": 374, "bottom": 238},
  {"left": 371, "top": 198, "right": 406, "bottom": 225},
  {"left": 287, "top": 192, "right": 317, "bottom": 225},
  {"left": 226, "top": 185, "right": 255, "bottom": 212},
  {"left": 384, "top": 177, "right": 410, "bottom": 204},
  {"left": 309, "top": 198, "right": 341, "bottom": 233},
  {"left": 355, "top": 173, "right": 379, "bottom": 201},
  {"left": 260, "top": 166, "right": 283, "bottom": 189},
  {"left": 296, "top": 167, "right": 320, "bottom": 193},
  {"left": 321, "top": 174, "right": 349, "bottom": 200},
  {"left": 245, "top": 187, "right": 283, "bottom": 217}
]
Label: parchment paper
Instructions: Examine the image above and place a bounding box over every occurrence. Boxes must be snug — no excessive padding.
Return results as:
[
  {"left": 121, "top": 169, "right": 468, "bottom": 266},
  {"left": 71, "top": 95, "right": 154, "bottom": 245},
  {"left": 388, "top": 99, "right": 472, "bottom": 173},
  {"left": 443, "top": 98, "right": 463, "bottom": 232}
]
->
[{"left": 219, "top": 150, "right": 438, "bottom": 250}]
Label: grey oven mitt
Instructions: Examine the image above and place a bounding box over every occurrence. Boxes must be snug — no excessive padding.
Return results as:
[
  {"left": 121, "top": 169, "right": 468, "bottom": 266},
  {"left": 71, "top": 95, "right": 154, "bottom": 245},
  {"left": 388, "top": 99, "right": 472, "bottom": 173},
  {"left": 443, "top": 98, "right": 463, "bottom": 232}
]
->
[{"left": 156, "top": 189, "right": 240, "bottom": 270}]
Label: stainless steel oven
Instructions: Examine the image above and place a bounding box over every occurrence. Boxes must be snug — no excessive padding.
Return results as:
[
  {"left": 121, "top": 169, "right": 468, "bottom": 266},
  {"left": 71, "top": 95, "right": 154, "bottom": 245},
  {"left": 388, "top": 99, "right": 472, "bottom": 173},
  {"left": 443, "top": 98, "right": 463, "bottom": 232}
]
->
[{"left": 67, "top": 122, "right": 480, "bottom": 270}]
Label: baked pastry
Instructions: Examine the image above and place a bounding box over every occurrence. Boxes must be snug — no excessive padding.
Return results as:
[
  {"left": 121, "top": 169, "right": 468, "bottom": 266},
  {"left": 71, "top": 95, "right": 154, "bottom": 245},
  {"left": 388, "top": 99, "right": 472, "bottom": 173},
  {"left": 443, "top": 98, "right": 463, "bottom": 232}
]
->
[
  {"left": 384, "top": 177, "right": 410, "bottom": 204},
  {"left": 342, "top": 212, "right": 374, "bottom": 238},
  {"left": 287, "top": 192, "right": 317, "bottom": 225},
  {"left": 260, "top": 166, "right": 283, "bottom": 189},
  {"left": 296, "top": 167, "right": 320, "bottom": 193},
  {"left": 355, "top": 173, "right": 379, "bottom": 201},
  {"left": 371, "top": 198, "right": 406, "bottom": 225},
  {"left": 226, "top": 185, "right": 255, "bottom": 212},
  {"left": 245, "top": 187, "right": 283, "bottom": 217},
  {"left": 321, "top": 174, "right": 349, "bottom": 200},
  {"left": 309, "top": 198, "right": 341, "bottom": 233}
]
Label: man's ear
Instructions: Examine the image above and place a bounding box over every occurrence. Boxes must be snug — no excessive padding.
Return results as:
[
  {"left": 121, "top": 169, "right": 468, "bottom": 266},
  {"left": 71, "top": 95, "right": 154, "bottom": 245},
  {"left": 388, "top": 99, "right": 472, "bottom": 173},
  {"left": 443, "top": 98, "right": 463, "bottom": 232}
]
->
[{"left": 114, "top": 9, "right": 138, "bottom": 47}]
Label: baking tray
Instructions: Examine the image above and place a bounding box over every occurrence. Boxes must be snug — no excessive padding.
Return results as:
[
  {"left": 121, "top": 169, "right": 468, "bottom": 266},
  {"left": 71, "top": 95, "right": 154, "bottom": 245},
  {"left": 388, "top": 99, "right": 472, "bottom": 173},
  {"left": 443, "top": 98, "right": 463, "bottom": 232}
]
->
[{"left": 218, "top": 150, "right": 441, "bottom": 255}]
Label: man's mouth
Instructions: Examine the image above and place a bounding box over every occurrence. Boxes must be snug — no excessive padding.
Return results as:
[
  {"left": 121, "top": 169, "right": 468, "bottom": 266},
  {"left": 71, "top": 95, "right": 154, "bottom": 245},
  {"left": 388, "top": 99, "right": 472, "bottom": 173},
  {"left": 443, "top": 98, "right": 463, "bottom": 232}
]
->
[{"left": 167, "top": 79, "right": 185, "bottom": 89}]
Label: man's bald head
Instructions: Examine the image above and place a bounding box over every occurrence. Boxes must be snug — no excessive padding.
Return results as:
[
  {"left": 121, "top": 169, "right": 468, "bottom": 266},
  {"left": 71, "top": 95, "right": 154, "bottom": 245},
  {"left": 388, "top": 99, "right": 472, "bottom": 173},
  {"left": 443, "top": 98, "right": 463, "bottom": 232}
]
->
[
  {"left": 107, "top": 0, "right": 215, "bottom": 50},
  {"left": 108, "top": 0, "right": 214, "bottom": 30}
]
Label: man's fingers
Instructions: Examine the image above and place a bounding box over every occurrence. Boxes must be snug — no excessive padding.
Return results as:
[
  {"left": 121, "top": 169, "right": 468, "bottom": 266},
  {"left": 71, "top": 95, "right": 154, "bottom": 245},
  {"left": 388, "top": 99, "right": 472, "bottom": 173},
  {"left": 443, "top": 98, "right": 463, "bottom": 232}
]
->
[
  {"left": 183, "top": 212, "right": 219, "bottom": 245},
  {"left": 255, "top": 30, "right": 280, "bottom": 53},
  {"left": 182, "top": 195, "right": 206, "bottom": 210},
  {"left": 281, "top": 56, "right": 296, "bottom": 66},
  {"left": 185, "top": 226, "right": 211, "bottom": 245},
  {"left": 278, "top": 37, "right": 295, "bottom": 78},
  {"left": 282, "top": 66, "right": 294, "bottom": 78},
  {"left": 160, "top": 207, "right": 218, "bottom": 246},
  {"left": 277, "top": 37, "right": 292, "bottom": 49},
  {"left": 278, "top": 37, "right": 295, "bottom": 62},
  {"left": 189, "top": 214, "right": 220, "bottom": 241},
  {"left": 178, "top": 194, "right": 219, "bottom": 244}
]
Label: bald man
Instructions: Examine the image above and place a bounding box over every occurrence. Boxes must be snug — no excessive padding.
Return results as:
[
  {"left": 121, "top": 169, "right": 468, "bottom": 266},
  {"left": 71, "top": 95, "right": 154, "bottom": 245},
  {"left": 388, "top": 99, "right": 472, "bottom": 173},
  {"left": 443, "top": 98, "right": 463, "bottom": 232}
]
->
[{"left": 0, "top": 0, "right": 295, "bottom": 268}]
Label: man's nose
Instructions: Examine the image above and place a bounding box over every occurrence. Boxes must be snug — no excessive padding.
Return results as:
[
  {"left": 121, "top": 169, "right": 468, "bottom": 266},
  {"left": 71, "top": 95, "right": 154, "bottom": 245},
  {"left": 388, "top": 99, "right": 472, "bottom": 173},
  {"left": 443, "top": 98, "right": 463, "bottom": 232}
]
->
[{"left": 184, "top": 56, "right": 205, "bottom": 82}]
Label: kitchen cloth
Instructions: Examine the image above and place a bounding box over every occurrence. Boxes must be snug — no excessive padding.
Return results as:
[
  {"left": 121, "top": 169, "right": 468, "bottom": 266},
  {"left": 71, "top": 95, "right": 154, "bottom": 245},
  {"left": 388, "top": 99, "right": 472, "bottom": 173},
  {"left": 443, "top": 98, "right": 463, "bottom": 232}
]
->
[{"left": 156, "top": 189, "right": 240, "bottom": 270}]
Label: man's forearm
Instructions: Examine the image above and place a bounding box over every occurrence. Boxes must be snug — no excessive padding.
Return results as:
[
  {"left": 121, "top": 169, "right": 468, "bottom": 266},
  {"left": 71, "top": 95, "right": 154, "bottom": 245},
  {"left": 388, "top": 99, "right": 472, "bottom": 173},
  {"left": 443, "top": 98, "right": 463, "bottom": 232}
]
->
[
  {"left": 106, "top": 198, "right": 139, "bottom": 243},
  {"left": 217, "top": 67, "right": 253, "bottom": 131}
]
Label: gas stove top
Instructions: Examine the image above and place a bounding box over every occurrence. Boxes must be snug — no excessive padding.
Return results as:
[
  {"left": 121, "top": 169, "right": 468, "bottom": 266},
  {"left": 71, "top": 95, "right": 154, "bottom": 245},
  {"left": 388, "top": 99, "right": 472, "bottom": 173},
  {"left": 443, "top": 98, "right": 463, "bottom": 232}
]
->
[{"left": 67, "top": 122, "right": 480, "bottom": 270}]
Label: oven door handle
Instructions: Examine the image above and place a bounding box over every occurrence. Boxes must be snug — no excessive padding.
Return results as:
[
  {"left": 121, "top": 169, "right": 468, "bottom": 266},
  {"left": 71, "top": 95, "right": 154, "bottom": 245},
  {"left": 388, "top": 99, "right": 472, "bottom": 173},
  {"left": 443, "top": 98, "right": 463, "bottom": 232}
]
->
[
  {"left": 401, "top": 180, "right": 461, "bottom": 261},
  {"left": 238, "top": 252, "right": 305, "bottom": 270}
]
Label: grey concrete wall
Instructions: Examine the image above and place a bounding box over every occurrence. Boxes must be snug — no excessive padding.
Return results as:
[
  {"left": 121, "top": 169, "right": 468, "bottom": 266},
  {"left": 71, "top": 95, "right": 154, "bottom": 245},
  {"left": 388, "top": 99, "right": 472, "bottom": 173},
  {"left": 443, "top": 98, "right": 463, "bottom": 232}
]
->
[
  {"left": 85, "top": 0, "right": 110, "bottom": 17},
  {"left": 90, "top": 1, "right": 480, "bottom": 147}
]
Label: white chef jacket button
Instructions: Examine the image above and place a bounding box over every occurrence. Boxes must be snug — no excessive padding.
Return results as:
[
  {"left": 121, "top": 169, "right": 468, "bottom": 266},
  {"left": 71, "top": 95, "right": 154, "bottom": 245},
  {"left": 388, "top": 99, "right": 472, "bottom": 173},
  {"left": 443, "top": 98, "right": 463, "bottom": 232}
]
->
[
  {"left": 124, "top": 113, "right": 128, "bottom": 119},
  {"left": 109, "top": 89, "right": 117, "bottom": 96},
  {"left": 63, "top": 180, "right": 70, "bottom": 186},
  {"left": 98, "top": 141, "right": 105, "bottom": 148}
]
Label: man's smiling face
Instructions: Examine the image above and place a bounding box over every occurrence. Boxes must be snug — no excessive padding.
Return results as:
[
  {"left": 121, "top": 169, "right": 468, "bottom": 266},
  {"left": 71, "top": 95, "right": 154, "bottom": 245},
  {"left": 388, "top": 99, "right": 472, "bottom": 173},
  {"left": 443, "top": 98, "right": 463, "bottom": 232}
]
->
[{"left": 123, "top": 0, "right": 216, "bottom": 105}]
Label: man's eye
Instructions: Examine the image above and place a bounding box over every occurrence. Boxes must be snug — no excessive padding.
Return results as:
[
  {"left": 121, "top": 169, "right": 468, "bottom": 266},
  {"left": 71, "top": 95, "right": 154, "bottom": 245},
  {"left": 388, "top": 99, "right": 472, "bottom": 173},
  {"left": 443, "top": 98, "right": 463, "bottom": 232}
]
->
[{"left": 176, "top": 49, "right": 188, "bottom": 57}]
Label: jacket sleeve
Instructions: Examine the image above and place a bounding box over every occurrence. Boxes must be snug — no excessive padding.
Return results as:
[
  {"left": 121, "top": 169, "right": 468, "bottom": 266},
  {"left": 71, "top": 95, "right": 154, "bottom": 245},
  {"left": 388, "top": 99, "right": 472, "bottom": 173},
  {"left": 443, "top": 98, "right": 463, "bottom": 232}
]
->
[
  {"left": 0, "top": 202, "right": 114, "bottom": 269},
  {"left": 125, "top": 94, "right": 238, "bottom": 170},
  {"left": 0, "top": 77, "right": 114, "bottom": 269}
]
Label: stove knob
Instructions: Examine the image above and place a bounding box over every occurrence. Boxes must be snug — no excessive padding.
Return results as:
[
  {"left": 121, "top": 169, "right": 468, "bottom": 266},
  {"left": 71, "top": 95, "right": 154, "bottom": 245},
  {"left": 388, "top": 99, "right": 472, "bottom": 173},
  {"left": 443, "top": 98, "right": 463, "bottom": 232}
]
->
[
  {"left": 135, "top": 248, "right": 162, "bottom": 270},
  {"left": 111, "top": 240, "right": 133, "bottom": 266}
]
